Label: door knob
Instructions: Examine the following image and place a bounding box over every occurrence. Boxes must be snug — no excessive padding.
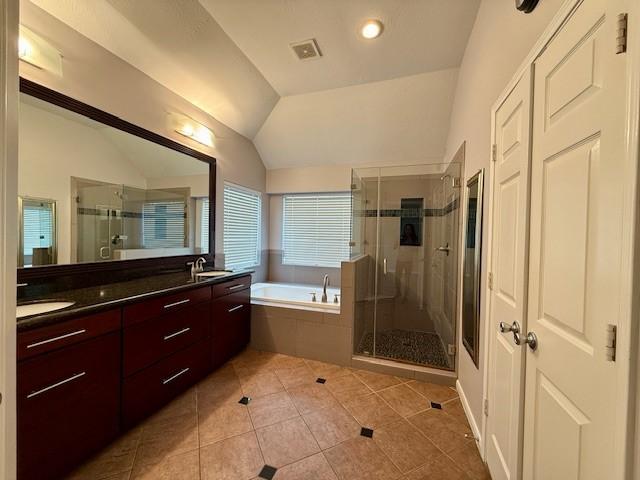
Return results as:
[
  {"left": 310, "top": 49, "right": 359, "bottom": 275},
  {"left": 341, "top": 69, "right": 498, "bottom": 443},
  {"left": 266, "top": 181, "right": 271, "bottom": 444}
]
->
[
  {"left": 514, "top": 331, "right": 538, "bottom": 351},
  {"left": 499, "top": 321, "right": 520, "bottom": 334}
]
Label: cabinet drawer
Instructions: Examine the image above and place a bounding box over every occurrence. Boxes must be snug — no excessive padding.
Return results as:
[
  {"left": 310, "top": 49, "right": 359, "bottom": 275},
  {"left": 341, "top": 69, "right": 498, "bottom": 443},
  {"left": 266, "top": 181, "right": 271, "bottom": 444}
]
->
[
  {"left": 122, "top": 339, "right": 210, "bottom": 428},
  {"left": 18, "top": 332, "right": 121, "bottom": 480},
  {"left": 213, "top": 275, "right": 251, "bottom": 298},
  {"left": 123, "top": 285, "right": 211, "bottom": 327},
  {"left": 17, "top": 309, "right": 121, "bottom": 361},
  {"left": 212, "top": 289, "right": 251, "bottom": 368},
  {"left": 123, "top": 301, "right": 211, "bottom": 376}
]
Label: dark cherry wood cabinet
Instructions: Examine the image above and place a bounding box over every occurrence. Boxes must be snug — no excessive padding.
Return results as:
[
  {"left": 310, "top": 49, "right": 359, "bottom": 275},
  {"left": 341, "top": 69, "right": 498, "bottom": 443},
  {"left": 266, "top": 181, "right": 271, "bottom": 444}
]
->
[
  {"left": 17, "top": 276, "right": 252, "bottom": 480},
  {"left": 17, "top": 330, "right": 121, "bottom": 480},
  {"left": 212, "top": 276, "right": 251, "bottom": 369}
]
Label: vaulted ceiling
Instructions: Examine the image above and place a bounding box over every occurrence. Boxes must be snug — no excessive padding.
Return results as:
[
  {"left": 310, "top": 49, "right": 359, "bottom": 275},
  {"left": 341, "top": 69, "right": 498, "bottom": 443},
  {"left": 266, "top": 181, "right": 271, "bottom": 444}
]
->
[{"left": 24, "top": 0, "right": 481, "bottom": 169}]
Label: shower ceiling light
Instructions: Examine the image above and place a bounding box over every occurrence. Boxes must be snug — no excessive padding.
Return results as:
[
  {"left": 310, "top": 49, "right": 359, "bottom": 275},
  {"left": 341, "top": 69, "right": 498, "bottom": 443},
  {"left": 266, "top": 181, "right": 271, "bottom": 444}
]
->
[{"left": 361, "top": 19, "right": 384, "bottom": 39}]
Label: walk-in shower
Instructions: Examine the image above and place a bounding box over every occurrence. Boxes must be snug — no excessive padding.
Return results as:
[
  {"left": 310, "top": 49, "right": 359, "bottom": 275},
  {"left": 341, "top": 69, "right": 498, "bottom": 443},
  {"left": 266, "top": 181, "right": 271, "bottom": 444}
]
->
[{"left": 351, "top": 163, "right": 462, "bottom": 370}]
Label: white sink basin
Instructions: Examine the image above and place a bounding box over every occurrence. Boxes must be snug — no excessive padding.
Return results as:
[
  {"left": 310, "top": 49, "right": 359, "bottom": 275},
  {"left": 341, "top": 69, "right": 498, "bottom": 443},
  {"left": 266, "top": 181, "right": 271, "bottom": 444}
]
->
[
  {"left": 196, "top": 271, "right": 231, "bottom": 278},
  {"left": 17, "top": 301, "right": 76, "bottom": 319}
]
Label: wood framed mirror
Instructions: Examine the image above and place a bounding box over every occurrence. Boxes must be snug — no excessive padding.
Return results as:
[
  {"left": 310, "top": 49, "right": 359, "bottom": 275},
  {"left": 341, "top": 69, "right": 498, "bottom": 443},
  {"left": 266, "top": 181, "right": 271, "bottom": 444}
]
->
[
  {"left": 462, "top": 169, "right": 484, "bottom": 367},
  {"left": 17, "top": 78, "right": 216, "bottom": 282}
]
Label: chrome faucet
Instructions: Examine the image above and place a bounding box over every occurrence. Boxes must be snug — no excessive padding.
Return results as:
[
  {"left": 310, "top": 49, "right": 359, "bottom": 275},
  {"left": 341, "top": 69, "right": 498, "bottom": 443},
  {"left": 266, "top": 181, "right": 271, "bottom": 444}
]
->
[
  {"left": 195, "top": 257, "right": 207, "bottom": 273},
  {"left": 321, "top": 274, "right": 329, "bottom": 303}
]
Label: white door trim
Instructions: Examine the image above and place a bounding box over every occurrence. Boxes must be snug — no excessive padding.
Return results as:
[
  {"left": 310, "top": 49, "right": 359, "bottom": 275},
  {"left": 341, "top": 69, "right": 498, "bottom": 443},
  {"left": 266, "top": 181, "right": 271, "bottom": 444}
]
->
[
  {"left": 482, "top": 0, "right": 640, "bottom": 478},
  {"left": 0, "top": 0, "right": 18, "bottom": 479}
]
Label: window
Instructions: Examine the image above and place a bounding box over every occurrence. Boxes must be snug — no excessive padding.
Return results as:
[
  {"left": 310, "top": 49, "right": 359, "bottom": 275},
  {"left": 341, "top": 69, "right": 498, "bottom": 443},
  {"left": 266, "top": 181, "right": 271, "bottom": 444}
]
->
[
  {"left": 224, "top": 183, "right": 261, "bottom": 270},
  {"left": 282, "top": 193, "right": 351, "bottom": 268},
  {"left": 197, "top": 197, "right": 210, "bottom": 253},
  {"left": 142, "top": 201, "right": 186, "bottom": 248},
  {"left": 19, "top": 197, "right": 57, "bottom": 267}
]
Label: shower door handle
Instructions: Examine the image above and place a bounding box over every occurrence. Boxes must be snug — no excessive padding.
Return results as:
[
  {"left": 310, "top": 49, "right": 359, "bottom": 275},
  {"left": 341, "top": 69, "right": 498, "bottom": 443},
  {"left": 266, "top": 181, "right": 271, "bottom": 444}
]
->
[{"left": 383, "top": 258, "right": 388, "bottom": 275}]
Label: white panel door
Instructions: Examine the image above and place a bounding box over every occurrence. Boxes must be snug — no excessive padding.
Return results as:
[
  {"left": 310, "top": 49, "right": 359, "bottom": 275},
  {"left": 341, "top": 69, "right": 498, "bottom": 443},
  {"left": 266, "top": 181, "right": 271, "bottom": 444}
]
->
[
  {"left": 486, "top": 68, "right": 532, "bottom": 480},
  {"left": 523, "top": 0, "right": 628, "bottom": 478}
]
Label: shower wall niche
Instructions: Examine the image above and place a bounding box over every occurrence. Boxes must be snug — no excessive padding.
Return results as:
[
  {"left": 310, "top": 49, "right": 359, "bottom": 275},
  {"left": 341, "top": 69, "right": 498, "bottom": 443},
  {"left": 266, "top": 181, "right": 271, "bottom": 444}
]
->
[{"left": 351, "top": 163, "right": 462, "bottom": 370}]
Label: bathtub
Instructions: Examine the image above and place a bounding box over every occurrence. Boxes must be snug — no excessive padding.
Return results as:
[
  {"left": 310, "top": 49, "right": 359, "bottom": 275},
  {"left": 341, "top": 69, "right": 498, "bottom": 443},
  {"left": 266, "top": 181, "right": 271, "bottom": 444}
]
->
[{"left": 251, "top": 282, "right": 341, "bottom": 313}]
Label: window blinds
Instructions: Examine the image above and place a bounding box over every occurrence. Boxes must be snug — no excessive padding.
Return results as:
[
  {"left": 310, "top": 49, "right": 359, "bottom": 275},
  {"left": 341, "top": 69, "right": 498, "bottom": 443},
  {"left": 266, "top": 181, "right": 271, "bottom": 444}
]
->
[
  {"left": 200, "top": 198, "right": 210, "bottom": 251},
  {"left": 282, "top": 193, "right": 351, "bottom": 268},
  {"left": 142, "top": 201, "right": 186, "bottom": 248},
  {"left": 23, "top": 203, "right": 53, "bottom": 255},
  {"left": 223, "top": 183, "right": 261, "bottom": 270}
]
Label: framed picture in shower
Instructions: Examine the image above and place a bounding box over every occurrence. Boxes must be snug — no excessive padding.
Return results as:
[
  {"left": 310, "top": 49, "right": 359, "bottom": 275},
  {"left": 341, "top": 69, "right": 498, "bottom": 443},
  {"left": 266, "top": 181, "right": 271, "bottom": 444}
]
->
[
  {"left": 462, "top": 169, "right": 484, "bottom": 368},
  {"left": 400, "top": 198, "right": 423, "bottom": 246}
]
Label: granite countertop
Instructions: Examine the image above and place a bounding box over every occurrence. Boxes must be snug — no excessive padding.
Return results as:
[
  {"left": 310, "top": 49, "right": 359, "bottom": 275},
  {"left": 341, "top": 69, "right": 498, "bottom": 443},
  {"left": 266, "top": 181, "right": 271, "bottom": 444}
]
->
[{"left": 17, "top": 270, "right": 253, "bottom": 332}]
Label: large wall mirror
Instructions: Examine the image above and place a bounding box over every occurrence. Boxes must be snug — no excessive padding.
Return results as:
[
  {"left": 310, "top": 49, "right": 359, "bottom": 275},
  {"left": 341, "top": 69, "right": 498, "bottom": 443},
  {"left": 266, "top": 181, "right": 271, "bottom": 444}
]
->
[
  {"left": 462, "top": 169, "right": 484, "bottom": 367},
  {"left": 17, "top": 80, "right": 215, "bottom": 272}
]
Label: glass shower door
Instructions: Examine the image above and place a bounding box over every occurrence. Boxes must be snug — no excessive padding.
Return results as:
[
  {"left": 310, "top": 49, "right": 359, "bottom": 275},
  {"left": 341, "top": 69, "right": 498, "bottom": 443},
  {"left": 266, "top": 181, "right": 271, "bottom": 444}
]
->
[{"left": 352, "top": 164, "right": 462, "bottom": 370}]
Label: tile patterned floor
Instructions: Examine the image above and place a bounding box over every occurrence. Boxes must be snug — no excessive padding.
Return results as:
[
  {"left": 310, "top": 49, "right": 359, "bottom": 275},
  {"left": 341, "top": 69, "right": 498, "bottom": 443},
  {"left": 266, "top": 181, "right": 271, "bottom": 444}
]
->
[{"left": 68, "top": 349, "right": 491, "bottom": 480}]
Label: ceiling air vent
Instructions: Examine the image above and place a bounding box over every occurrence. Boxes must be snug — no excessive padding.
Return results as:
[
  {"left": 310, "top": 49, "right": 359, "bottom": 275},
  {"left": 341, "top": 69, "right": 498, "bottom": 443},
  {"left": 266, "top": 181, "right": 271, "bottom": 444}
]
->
[{"left": 290, "top": 39, "right": 322, "bottom": 61}]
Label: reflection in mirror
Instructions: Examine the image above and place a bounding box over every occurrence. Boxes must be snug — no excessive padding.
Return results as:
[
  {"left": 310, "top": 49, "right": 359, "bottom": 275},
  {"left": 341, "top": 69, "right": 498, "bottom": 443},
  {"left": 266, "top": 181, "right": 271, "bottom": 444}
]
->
[
  {"left": 18, "top": 196, "right": 57, "bottom": 267},
  {"left": 462, "top": 169, "right": 484, "bottom": 367},
  {"left": 18, "top": 92, "right": 211, "bottom": 267}
]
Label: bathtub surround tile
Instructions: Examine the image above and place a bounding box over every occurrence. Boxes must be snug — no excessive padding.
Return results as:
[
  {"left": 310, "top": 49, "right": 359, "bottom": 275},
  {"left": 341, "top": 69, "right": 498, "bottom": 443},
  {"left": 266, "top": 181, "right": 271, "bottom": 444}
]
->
[
  {"left": 352, "top": 370, "right": 403, "bottom": 392},
  {"left": 343, "top": 393, "right": 402, "bottom": 429},
  {"left": 269, "top": 453, "right": 338, "bottom": 480},
  {"left": 288, "top": 383, "right": 340, "bottom": 415},
  {"left": 324, "top": 436, "right": 402, "bottom": 480},
  {"left": 302, "top": 404, "right": 362, "bottom": 450},
  {"left": 373, "top": 420, "right": 440, "bottom": 473},
  {"left": 130, "top": 449, "right": 199, "bottom": 480},
  {"left": 255, "top": 417, "right": 320, "bottom": 468},
  {"left": 407, "top": 381, "right": 458, "bottom": 403},
  {"left": 296, "top": 321, "right": 352, "bottom": 366},
  {"left": 408, "top": 409, "right": 472, "bottom": 454},
  {"left": 200, "top": 431, "right": 264, "bottom": 480},
  {"left": 248, "top": 391, "right": 300, "bottom": 429},
  {"left": 250, "top": 314, "right": 298, "bottom": 356},
  {"left": 378, "top": 383, "right": 430, "bottom": 418},
  {"left": 198, "top": 402, "right": 253, "bottom": 447}
]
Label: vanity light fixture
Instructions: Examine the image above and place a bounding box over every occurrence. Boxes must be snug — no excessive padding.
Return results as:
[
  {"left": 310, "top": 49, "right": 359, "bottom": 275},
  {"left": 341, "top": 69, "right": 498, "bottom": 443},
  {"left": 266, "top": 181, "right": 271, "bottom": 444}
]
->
[
  {"left": 361, "top": 19, "right": 384, "bottom": 39},
  {"left": 171, "top": 112, "right": 214, "bottom": 148},
  {"left": 18, "top": 26, "right": 63, "bottom": 76}
]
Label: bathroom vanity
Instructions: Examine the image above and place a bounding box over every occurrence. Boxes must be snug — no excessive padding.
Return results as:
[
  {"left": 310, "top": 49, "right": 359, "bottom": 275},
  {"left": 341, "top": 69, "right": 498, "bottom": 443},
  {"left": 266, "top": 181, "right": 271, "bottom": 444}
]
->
[{"left": 16, "top": 271, "right": 251, "bottom": 480}]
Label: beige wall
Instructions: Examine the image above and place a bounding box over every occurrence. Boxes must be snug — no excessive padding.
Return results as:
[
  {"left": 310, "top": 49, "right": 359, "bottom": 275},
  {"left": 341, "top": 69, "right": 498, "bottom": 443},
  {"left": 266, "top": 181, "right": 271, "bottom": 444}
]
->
[
  {"left": 267, "top": 165, "right": 352, "bottom": 194},
  {"left": 19, "top": 2, "right": 269, "bottom": 278},
  {"left": 444, "top": 0, "right": 565, "bottom": 434}
]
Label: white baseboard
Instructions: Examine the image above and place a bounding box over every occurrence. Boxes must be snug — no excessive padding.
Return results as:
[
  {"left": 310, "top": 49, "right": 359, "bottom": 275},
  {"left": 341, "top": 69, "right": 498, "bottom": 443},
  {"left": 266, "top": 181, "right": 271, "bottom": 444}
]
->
[{"left": 456, "top": 379, "right": 484, "bottom": 458}]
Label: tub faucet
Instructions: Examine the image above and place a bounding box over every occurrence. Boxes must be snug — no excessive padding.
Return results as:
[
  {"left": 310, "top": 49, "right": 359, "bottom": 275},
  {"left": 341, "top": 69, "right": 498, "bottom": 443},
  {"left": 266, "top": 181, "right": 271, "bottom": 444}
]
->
[{"left": 322, "top": 274, "right": 329, "bottom": 303}]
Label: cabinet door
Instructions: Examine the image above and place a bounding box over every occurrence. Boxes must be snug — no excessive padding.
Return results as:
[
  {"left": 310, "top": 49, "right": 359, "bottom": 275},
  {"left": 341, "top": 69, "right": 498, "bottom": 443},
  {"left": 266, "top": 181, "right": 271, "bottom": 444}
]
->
[
  {"left": 212, "top": 288, "right": 251, "bottom": 368},
  {"left": 17, "top": 332, "right": 121, "bottom": 480}
]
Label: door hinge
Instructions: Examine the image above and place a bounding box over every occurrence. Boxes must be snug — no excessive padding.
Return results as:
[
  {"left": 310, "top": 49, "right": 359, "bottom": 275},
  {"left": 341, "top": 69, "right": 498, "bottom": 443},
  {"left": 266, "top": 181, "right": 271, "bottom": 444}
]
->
[
  {"left": 616, "top": 13, "right": 628, "bottom": 54},
  {"left": 488, "top": 272, "right": 494, "bottom": 290},
  {"left": 447, "top": 344, "right": 456, "bottom": 356},
  {"left": 484, "top": 398, "right": 489, "bottom": 416},
  {"left": 605, "top": 324, "right": 617, "bottom": 361},
  {"left": 492, "top": 144, "right": 497, "bottom": 162}
]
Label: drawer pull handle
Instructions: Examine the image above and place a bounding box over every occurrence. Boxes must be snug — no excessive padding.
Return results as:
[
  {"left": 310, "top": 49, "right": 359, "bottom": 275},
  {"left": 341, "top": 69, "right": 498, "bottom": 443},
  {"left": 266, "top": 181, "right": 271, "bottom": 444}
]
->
[
  {"left": 164, "top": 299, "right": 190, "bottom": 309},
  {"left": 26, "top": 329, "right": 87, "bottom": 349},
  {"left": 162, "top": 367, "right": 190, "bottom": 385},
  {"left": 27, "top": 372, "right": 86, "bottom": 399},
  {"left": 228, "top": 305, "right": 244, "bottom": 313},
  {"left": 163, "top": 327, "right": 191, "bottom": 341},
  {"left": 227, "top": 284, "right": 246, "bottom": 291}
]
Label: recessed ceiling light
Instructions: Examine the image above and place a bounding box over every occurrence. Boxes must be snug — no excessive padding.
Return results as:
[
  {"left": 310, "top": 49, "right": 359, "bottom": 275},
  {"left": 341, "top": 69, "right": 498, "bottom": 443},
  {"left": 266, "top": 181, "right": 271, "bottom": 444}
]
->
[{"left": 361, "top": 19, "right": 383, "bottom": 39}]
